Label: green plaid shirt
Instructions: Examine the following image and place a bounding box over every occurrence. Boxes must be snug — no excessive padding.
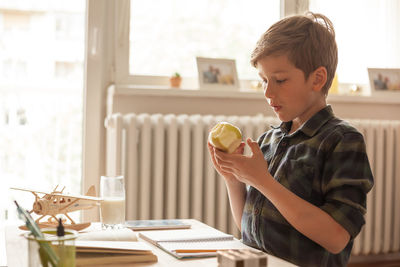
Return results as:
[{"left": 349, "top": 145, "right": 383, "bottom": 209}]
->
[{"left": 241, "top": 105, "right": 374, "bottom": 267}]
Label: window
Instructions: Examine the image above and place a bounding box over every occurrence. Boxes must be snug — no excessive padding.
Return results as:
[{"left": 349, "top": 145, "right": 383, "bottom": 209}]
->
[
  {"left": 3, "top": 59, "right": 27, "bottom": 78},
  {"left": 309, "top": 0, "right": 400, "bottom": 86},
  {"left": 0, "top": 1, "right": 85, "bottom": 225},
  {"left": 128, "top": 0, "right": 280, "bottom": 83},
  {"left": 55, "top": 61, "right": 82, "bottom": 79},
  {"left": 55, "top": 13, "right": 83, "bottom": 40},
  {"left": 2, "top": 11, "right": 30, "bottom": 31}
]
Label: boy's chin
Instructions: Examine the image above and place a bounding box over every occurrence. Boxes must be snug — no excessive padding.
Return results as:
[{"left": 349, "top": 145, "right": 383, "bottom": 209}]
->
[{"left": 275, "top": 113, "right": 291, "bottom": 122}]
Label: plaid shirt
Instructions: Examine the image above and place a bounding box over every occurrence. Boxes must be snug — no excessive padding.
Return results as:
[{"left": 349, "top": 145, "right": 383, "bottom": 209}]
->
[{"left": 241, "top": 105, "right": 374, "bottom": 267}]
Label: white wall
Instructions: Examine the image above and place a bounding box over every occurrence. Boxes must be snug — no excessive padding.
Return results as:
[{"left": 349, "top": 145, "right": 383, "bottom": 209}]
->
[{"left": 107, "top": 85, "right": 400, "bottom": 120}]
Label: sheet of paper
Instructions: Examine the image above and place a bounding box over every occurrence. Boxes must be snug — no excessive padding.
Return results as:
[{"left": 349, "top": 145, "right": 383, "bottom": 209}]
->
[{"left": 139, "top": 228, "right": 233, "bottom": 243}]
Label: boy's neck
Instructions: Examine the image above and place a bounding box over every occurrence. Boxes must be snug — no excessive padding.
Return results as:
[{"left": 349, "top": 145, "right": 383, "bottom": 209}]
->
[{"left": 289, "top": 100, "right": 327, "bottom": 134}]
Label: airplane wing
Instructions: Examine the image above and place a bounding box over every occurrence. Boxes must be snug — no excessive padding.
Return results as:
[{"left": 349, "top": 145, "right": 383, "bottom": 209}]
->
[
  {"left": 10, "top": 187, "right": 53, "bottom": 195},
  {"left": 10, "top": 187, "right": 102, "bottom": 201}
]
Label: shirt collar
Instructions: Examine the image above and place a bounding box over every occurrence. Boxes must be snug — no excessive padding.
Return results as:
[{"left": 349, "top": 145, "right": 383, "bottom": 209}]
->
[{"left": 273, "top": 105, "right": 335, "bottom": 137}]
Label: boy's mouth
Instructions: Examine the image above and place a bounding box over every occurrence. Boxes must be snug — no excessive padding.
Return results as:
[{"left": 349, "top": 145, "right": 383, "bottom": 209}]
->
[{"left": 270, "top": 104, "right": 282, "bottom": 112}]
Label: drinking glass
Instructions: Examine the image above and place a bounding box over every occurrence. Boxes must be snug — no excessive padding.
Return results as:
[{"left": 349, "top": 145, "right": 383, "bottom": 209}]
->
[{"left": 100, "top": 175, "right": 126, "bottom": 229}]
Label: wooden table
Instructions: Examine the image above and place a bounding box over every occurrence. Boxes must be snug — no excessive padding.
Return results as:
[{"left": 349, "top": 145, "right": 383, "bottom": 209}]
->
[{"left": 6, "top": 219, "right": 297, "bottom": 267}]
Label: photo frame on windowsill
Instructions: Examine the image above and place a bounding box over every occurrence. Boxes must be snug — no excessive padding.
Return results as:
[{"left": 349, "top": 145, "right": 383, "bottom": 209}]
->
[
  {"left": 196, "top": 57, "right": 240, "bottom": 91},
  {"left": 368, "top": 68, "right": 400, "bottom": 94}
]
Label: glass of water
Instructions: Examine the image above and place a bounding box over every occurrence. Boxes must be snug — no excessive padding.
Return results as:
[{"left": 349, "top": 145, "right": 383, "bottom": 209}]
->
[{"left": 100, "top": 175, "right": 126, "bottom": 229}]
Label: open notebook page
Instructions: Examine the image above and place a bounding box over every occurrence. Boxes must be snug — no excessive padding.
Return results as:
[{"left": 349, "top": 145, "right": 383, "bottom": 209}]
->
[{"left": 138, "top": 228, "right": 233, "bottom": 245}]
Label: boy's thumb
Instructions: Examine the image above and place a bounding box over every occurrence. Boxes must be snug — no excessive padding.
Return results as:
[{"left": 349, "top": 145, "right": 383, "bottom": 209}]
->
[{"left": 246, "top": 138, "right": 259, "bottom": 152}]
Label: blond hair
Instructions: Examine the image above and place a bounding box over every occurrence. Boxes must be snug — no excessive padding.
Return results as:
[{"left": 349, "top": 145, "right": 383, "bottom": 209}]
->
[{"left": 250, "top": 12, "right": 338, "bottom": 95}]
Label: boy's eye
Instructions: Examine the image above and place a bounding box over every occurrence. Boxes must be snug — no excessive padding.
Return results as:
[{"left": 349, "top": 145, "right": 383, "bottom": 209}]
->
[{"left": 276, "top": 79, "right": 287, "bottom": 84}]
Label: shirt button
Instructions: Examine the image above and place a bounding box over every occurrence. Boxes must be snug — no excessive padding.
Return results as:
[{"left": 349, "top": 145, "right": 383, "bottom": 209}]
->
[
  {"left": 254, "top": 208, "right": 260, "bottom": 215},
  {"left": 281, "top": 141, "right": 287, "bottom": 147}
]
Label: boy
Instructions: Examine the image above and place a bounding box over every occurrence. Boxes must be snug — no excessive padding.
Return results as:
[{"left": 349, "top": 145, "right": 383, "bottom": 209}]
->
[{"left": 208, "top": 13, "right": 374, "bottom": 267}]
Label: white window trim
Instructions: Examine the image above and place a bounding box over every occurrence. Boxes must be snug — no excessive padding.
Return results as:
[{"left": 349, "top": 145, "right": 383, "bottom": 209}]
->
[
  {"left": 281, "top": 0, "right": 309, "bottom": 17},
  {"left": 83, "top": 0, "right": 116, "bottom": 222},
  {"left": 114, "top": 0, "right": 130, "bottom": 85}
]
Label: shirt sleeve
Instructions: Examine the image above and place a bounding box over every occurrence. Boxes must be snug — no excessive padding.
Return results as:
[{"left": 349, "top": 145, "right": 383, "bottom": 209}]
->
[{"left": 319, "top": 131, "right": 374, "bottom": 239}]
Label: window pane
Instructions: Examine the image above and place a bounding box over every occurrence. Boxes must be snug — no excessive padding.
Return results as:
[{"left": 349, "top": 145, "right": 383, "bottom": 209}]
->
[
  {"left": 0, "top": 1, "right": 85, "bottom": 225},
  {"left": 129, "top": 0, "right": 280, "bottom": 81},
  {"left": 309, "top": 0, "right": 400, "bottom": 85}
]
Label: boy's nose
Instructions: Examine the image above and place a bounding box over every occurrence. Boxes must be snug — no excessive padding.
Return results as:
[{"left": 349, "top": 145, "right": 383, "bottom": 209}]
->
[{"left": 264, "top": 83, "right": 274, "bottom": 99}]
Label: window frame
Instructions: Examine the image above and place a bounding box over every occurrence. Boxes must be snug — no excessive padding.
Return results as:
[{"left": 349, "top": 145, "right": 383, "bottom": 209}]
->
[
  {"left": 112, "top": 0, "right": 304, "bottom": 88},
  {"left": 83, "top": 0, "right": 116, "bottom": 221}
]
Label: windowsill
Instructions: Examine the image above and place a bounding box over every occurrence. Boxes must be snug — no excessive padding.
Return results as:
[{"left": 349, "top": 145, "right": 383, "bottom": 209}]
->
[
  {"left": 111, "top": 84, "right": 263, "bottom": 99},
  {"left": 111, "top": 84, "right": 400, "bottom": 104}
]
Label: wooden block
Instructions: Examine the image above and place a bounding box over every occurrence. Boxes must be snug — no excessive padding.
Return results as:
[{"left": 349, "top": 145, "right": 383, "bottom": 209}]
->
[{"left": 217, "top": 249, "right": 268, "bottom": 267}]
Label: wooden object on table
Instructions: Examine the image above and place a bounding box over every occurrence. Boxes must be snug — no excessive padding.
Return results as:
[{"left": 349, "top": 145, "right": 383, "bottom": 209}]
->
[
  {"left": 217, "top": 249, "right": 268, "bottom": 267},
  {"left": 10, "top": 185, "right": 101, "bottom": 231}
]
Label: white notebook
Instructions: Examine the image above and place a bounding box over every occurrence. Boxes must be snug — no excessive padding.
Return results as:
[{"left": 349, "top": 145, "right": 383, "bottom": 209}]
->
[
  {"left": 77, "top": 228, "right": 138, "bottom": 242},
  {"left": 138, "top": 228, "right": 251, "bottom": 259}
]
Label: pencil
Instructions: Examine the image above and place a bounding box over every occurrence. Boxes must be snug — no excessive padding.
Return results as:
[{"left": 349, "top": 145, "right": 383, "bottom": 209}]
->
[{"left": 173, "top": 249, "right": 219, "bottom": 253}]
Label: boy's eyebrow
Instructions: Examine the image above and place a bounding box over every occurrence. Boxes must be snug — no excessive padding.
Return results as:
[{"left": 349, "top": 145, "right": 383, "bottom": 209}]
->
[
  {"left": 273, "top": 71, "right": 288, "bottom": 74},
  {"left": 258, "top": 70, "right": 288, "bottom": 78}
]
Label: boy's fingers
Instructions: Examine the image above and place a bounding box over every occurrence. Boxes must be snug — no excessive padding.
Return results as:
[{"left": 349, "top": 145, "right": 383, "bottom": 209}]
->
[
  {"left": 247, "top": 138, "right": 262, "bottom": 156},
  {"left": 207, "top": 143, "right": 215, "bottom": 155},
  {"left": 234, "top": 142, "right": 245, "bottom": 154}
]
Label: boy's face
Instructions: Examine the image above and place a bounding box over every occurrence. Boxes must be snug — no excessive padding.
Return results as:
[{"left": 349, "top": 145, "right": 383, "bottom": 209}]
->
[{"left": 257, "top": 54, "right": 326, "bottom": 126}]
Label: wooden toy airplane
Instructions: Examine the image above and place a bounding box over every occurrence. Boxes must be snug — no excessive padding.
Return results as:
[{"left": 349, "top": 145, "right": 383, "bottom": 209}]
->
[{"left": 11, "top": 185, "right": 102, "bottom": 231}]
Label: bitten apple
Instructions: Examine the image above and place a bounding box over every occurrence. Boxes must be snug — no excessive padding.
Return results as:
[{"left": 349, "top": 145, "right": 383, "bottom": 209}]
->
[{"left": 208, "top": 122, "right": 242, "bottom": 153}]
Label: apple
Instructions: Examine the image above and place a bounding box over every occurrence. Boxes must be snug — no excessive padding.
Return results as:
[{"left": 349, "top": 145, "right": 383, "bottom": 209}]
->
[{"left": 208, "top": 122, "right": 242, "bottom": 153}]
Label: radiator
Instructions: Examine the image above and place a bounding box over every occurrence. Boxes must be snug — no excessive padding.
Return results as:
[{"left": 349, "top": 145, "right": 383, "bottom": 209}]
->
[
  {"left": 105, "top": 113, "right": 400, "bottom": 256},
  {"left": 350, "top": 120, "right": 400, "bottom": 256}
]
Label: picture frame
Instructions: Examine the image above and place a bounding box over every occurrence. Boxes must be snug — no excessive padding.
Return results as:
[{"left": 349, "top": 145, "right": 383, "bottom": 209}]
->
[
  {"left": 196, "top": 57, "right": 240, "bottom": 91},
  {"left": 368, "top": 68, "right": 400, "bottom": 94}
]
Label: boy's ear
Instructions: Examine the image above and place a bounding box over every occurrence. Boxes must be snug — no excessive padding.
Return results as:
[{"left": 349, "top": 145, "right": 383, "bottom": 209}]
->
[{"left": 312, "top": 66, "right": 327, "bottom": 92}]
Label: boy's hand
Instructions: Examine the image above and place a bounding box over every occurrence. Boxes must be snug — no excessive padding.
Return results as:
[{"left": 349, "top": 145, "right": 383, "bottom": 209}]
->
[
  {"left": 208, "top": 141, "right": 245, "bottom": 182},
  {"left": 213, "top": 138, "right": 270, "bottom": 187}
]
